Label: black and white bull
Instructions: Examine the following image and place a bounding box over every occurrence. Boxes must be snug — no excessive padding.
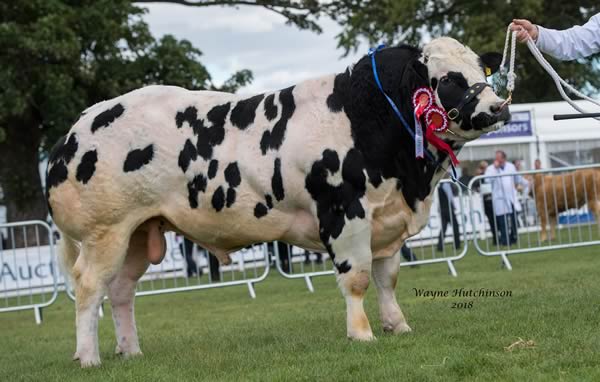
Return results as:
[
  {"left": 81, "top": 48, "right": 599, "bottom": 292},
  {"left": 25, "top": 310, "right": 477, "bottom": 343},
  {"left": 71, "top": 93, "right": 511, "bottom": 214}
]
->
[{"left": 46, "top": 37, "right": 509, "bottom": 367}]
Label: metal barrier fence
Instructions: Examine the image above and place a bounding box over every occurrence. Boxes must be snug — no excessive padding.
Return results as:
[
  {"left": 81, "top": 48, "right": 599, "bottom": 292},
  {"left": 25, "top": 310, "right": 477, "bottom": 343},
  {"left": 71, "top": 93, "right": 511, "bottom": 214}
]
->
[
  {"left": 66, "top": 233, "right": 270, "bottom": 303},
  {"left": 468, "top": 164, "right": 600, "bottom": 269},
  {"left": 274, "top": 179, "right": 470, "bottom": 290},
  {"left": 0, "top": 220, "right": 58, "bottom": 324}
]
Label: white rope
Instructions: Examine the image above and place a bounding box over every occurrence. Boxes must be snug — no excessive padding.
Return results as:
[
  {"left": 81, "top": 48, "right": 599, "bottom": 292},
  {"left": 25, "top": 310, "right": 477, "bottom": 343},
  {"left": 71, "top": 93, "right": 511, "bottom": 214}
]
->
[{"left": 501, "top": 23, "right": 600, "bottom": 120}]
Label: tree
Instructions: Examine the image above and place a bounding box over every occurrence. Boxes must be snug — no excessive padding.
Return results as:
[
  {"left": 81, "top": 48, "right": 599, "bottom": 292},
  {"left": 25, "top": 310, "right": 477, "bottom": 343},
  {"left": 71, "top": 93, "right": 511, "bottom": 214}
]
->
[
  {"left": 324, "top": 0, "right": 600, "bottom": 103},
  {"left": 0, "top": 0, "right": 251, "bottom": 232}
]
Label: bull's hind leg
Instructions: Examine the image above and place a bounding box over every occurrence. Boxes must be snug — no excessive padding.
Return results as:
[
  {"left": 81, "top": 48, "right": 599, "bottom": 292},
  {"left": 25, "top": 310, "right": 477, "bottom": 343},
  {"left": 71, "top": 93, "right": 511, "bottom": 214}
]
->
[
  {"left": 72, "top": 228, "right": 130, "bottom": 367},
  {"left": 327, "top": 218, "right": 374, "bottom": 341},
  {"left": 372, "top": 252, "right": 411, "bottom": 334},
  {"left": 108, "top": 230, "right": 150, "bottom": 358}
]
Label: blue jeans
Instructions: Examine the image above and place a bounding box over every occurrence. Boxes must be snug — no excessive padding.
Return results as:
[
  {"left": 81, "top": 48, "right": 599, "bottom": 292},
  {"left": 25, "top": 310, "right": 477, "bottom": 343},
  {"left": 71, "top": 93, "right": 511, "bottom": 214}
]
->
[{"left": 496, "top": 209, "right": 518, "bottom": 246}]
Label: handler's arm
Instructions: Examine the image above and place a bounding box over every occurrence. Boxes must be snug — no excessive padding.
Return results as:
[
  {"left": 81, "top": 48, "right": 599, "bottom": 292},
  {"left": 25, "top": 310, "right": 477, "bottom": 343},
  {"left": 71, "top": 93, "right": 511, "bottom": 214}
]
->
[{"left": 536, "top": 13, "right": 600, "bottom": 60}]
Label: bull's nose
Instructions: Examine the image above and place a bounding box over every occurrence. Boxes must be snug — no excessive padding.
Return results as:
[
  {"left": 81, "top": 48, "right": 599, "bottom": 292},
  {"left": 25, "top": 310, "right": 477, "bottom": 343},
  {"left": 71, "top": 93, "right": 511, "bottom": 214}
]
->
[
  {"left": 490, "top": 101, "right": 504, "bottom": 114},
  {"left": 498, "top": 106, "right": 511, "bottom": 123},
  {"left": 490, "top": 102, "right": 511, "bottom": 123}
]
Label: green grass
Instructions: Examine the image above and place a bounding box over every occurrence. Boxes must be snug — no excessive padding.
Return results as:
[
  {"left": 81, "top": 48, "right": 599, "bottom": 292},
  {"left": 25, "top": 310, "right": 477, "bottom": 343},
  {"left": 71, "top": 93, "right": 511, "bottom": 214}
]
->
[{"left": 1, "top": 245, "right": 600, "bottom": 382}]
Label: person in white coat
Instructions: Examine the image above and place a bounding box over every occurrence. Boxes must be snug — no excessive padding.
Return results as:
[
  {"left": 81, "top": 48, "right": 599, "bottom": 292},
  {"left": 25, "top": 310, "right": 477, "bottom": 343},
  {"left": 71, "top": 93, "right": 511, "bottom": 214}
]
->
[
  {"left": 511, "top": 14, "right": 600, "bottom": 60},
  {"left": 484, "top": 151, "right": 526, "bottom": 246}
]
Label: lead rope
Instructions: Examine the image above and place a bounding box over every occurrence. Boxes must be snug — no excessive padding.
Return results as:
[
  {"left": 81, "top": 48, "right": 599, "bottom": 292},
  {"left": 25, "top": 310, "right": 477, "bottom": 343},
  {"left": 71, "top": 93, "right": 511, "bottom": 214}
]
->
[
  {"left": 499, "top": 24, "right": 517, "bottom": 108},
  {"left": 501, "top": 23, "right": 600, "bottom": 120}
]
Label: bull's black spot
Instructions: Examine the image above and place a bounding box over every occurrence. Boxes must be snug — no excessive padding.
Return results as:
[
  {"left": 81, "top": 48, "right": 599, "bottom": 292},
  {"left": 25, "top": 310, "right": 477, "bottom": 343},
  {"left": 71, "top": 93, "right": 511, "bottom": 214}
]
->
[
  {"left": 123, "top": 144, "right": 154, "bottom": 173},
  {"left": 334, "top": 260, "right": 351, "bottom": 274},
  {"left": 224, "top": 162, "right": 241, "bottom": 188},
  {"left": 46, "top": 133, "right": 81, "bottom": 201},
  {"left": 230, "top": 94, "right": 264, "bottom": 130},
  {"left": 198, "top": 102, "right": 230, "bottom": 159},
  {"left": 76, "top": 150, "right": 98, "bottom": 184},
  {"left": 437, "top": 71, "right": 479, "bottom": 130},
  {"left": 264, "top": 94, "right": 278, "bottom": 121},
  {"left": 260, "top": 86, "right": 295, "bottom": 154},
  {"left": 208, "top": 160, "right": 218, "bottom": 179},
  {"left": 212, "top": 186, "right": 225, "bottom": 212},
  {"left": 226, "top": 188, "right": 236, "bottom": 208},
  {"left": 176, "top": 106, "right": 198, "bottom": 129},
  {"left": 178, "top": 139, "right": 197, "bottom": 173},
  {"left": 91, "top": 103, "right": 124, "bottom": 133},
  {"left": 48, "top": 134, "right": 78, "bottom": 167},
  {"left": 326, "top": 74, "right": 345, "bottom": 112},
  {"left": 305, "top": 149, "right": 366, "bottom": 256},
  {"left": 265, "top": 194, "right": 273, "bottom": 209},
  {"left": 254, "top": 203, "right": 268, "bottom": 218},
  {"left": 271, "top": 158, "right": 284, "bottom": 201},
  {"left": 187, "top": 174, "right": 207, "bottom": 209},
  {"left": 46, "top": 162, "right": 68, "bottom": 190}
]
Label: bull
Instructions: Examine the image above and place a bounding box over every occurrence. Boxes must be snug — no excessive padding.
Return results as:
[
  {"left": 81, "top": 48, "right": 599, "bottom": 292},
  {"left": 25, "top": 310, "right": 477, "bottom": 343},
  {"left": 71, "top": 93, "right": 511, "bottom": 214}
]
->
[{"left": 46, "top": 37, "right": 510, "bottom": 367}]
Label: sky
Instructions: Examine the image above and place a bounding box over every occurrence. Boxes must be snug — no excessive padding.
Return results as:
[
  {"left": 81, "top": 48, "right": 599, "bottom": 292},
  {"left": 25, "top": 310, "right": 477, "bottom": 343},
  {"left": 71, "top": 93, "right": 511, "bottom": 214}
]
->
[{"left": 141, "top": 2, "right": 365, "bottom": 94}]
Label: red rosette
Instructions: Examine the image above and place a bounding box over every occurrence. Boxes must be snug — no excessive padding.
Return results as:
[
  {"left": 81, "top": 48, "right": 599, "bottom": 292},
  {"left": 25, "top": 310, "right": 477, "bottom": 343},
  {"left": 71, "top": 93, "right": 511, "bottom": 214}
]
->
[
  {"left": 412, "top": 87, "right": 434, "bottom": 117},
  {"left": 425, "top": 106, "right": 449, "bottom": 133}
]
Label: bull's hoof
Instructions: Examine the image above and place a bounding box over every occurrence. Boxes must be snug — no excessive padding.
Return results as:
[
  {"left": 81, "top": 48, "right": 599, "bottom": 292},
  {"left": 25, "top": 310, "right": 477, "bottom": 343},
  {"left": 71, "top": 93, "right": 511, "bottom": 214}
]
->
[
  {"left": 79, "top": 356, "right": 101, "bottom": 368},
  {"left": 347, "top": 331, "right": 376, "bottom": 342},
  {"left": 115, "top": 344, "right": 143, "bottom": 358},
  {"left": 383, "top": 322, "right": 412, "bottom": 334}
]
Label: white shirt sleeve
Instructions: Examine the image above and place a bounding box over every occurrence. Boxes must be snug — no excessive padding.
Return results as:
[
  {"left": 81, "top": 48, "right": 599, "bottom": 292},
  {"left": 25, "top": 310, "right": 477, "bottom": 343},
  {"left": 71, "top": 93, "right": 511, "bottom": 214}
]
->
[{"left": 535, "top": 13, "right": 600, "bottom": 61}]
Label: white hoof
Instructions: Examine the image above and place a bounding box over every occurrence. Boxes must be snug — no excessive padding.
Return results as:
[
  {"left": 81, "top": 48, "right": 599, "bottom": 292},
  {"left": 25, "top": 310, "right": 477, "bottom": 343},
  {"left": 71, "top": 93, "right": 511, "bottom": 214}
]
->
[
  {"left": 348, "top": 331, "right": 376, "bottom": 342},
  {"left": 79, "top": 355, "right": 101, "bottom": 368},
  {"left": 383, "top": 321, "right": 412, "bottom": 334},
  {"left": 115, "top": 344, "right": 143, "bottom": 358}
]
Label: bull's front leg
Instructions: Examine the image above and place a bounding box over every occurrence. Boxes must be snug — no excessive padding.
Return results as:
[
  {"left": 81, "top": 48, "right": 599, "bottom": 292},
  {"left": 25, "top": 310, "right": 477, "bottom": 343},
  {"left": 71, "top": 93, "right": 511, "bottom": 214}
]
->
[
  {"left": 372, "top": 252, "right": 412, "bottom": 334},
  {"left": 325, "top": 217, "right": 374, "bottom": 341}
]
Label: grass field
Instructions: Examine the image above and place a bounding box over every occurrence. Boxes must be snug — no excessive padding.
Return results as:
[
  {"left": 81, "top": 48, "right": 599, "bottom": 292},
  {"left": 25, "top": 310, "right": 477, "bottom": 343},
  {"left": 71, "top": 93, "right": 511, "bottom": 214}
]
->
[{"left": 1, "top": 244, "right": 599, "bottom": 382}]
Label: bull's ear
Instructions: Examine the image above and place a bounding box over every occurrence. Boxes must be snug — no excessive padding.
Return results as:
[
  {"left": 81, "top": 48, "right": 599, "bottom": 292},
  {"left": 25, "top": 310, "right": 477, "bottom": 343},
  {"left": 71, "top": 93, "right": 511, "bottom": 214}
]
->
[{"left": 480, "top": 52, "right": 503, "bottom": 76}]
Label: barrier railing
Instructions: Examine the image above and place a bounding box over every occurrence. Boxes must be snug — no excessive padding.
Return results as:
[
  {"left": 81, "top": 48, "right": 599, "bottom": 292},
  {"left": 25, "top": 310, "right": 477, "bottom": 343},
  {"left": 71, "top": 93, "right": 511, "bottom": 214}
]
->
[
  {"left": 468, "top": 164, "right": 600, "bottom": 269},
  {"left": 66, "top": 234, "right": 270, "bottom": 304},
  {"left": 274, "top": 179, "right": 470, "bottom": 290},
  {"left": 0, "top": 220, "right": 58, "bottom": 324}
]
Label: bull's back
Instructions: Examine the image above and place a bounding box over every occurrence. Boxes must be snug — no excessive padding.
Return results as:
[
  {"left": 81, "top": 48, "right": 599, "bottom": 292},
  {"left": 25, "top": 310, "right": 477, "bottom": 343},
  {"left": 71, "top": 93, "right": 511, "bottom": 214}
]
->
[{"left": 46, "top": 83, "right": 333, "bottom": 249}]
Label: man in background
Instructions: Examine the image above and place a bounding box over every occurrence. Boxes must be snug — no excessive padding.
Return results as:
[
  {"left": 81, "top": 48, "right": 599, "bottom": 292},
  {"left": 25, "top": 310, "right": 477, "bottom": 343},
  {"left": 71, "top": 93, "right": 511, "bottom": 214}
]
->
[
  {"left": 485, "top": 151, "right": 526, "bottom": 246},
  {"left": 437, "top": 181, "right": 461, "bottom": 251},
  {"left": 478, "top": 161, "right": 498, "bottom": 245}
]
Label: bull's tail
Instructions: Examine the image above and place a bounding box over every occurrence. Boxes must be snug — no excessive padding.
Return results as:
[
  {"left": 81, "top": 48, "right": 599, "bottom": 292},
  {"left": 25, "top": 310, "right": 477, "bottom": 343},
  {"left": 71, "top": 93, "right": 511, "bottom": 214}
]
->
[{"left": 57, "top": 232, "right": 80, "bottom": 288}]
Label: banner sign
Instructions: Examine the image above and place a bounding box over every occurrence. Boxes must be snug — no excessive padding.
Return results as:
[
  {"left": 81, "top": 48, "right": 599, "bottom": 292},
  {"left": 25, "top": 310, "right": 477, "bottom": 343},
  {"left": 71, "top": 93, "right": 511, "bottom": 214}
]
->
[{"left": 480, "top": 110, "right": 533, "bottom": 139}]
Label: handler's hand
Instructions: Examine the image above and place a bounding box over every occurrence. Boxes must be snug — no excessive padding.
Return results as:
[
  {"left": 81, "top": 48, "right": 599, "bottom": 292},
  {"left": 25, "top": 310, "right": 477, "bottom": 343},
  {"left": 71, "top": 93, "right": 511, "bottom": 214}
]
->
[{"left": 511, "top": 19, "right": 539, "bottom": 42}]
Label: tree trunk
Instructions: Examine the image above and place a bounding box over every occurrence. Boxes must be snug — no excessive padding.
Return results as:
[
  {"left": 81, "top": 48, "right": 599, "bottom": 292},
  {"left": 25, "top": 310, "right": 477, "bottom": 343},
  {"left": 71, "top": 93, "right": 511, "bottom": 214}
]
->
[{"left": 0, "top": 118, "right": 49, "bottom": 248}]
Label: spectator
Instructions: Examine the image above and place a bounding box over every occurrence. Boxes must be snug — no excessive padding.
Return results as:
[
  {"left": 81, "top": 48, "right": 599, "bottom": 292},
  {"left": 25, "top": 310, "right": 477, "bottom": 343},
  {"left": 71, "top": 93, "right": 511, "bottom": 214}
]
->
[
  {"left": 534, "top": 158, "right": 542, "bottom": 170},
  {"left": 437, "top": 181, "right": 461, "bottom": 251},
  {"left": 304, "top": 250, "right": 323, "bottom": 264},
  {"left": 196, "top": 246, "right": 221, "bottom": 282},
  {"left": 178, "top": 236, "right": 200, "bottom": 278},
  {"left": 478, "top": 161, "right": 499, "bottom": 245},
  {"left": 400, "top": 244, "right": 418, "bottom": 264},
  {"left": 458, "top": 166, "right": 473, "bottom": 187},
  {"left": 268, "top": 242, "right": 291, "bottom": 273},
  {"left": 484, "top": 151, "right": 526, "bottom": 246}
]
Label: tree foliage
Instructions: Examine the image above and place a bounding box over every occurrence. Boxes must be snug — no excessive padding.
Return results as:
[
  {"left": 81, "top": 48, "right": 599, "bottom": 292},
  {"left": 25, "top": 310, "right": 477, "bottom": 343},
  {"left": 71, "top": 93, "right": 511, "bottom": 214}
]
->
[{"left": 0, "top": 0, "right": 251, "bottom": 224}]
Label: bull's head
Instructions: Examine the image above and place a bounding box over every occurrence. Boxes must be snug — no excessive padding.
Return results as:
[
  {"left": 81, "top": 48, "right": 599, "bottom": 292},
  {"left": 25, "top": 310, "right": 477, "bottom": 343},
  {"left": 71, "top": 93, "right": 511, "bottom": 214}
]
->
[{"left": 422, "top": 37, "right": 510, "bottom": 140}]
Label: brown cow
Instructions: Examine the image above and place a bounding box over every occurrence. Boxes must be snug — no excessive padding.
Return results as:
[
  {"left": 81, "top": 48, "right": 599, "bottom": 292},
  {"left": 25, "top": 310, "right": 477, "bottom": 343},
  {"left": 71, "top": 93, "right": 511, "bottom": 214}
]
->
[{"left": 532, "top": 169, "right": 600, "bottom": 241}]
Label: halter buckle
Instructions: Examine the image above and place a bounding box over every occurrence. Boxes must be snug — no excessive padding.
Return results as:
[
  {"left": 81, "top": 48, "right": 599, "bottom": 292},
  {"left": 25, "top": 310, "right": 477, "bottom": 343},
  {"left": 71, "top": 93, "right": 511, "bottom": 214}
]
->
[{"left": 447, "top": 108, "right": 460, "bottom": 121}]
